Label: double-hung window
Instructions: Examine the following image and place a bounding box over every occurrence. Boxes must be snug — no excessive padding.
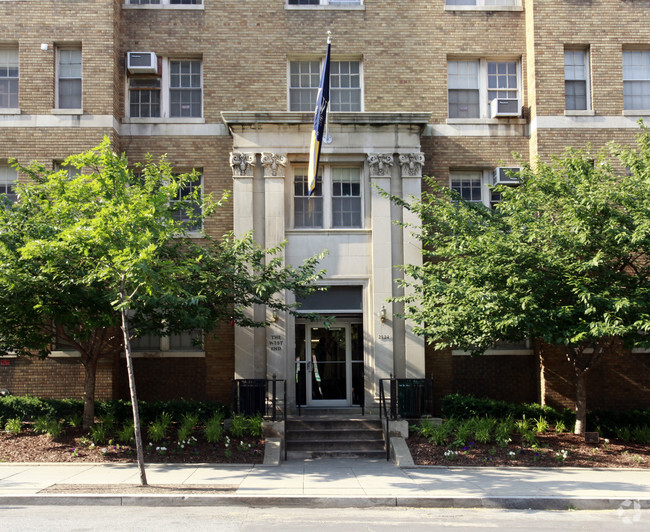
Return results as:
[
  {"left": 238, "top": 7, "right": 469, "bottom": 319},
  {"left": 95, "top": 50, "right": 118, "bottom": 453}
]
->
[
  {"left": 128, "top": 1, "right": 203, "bottom": 5},
  {"left": 0, "top": 47, "right": 19, "bottom": 109},
  {"left": 450, "top": 172, "right": 483, "bottom": 203},
  {"left": 565, "top": 49, "right": 590, "bottom": 111},
  {"left": 127, "top": 57, "right": 201, "bottom": 119},
  {"left": 445, "top": 0, "right": 520, "bottom": 6},
  {"left": 131, "top": 330, "right": 202, "bottom": 352},
  {"left": 623, "top": 50, "right": 650, "bottom": 111},
  {"left": 0, "top": 164, "right": 17, "bottom": 203},
  {"left": 293, "top": 166, "right": 362, "bottom": 229},
  {"left": 287, "top": 1, "right": 362, "bottom": 5},
  {"left": 171, "top": 173, "right": 202, "bottom": 232},
  {"left": 289, "top": 59, "right": 361, "bottom": 111},
  {"left": 450, "top": 168, "right": 520, "bottom": 208},
  {"left": 57, "top": 47, "right": 82, "bottom": 109},
  {"left": 448, "top": 58, "right": 520, "bottom": 119}
]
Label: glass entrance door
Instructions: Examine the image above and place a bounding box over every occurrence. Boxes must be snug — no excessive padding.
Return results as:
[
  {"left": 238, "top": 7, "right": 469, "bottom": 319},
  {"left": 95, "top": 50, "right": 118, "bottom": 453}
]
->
[{"left": 295, "top": 321, "right": 363, "bottom": 407}]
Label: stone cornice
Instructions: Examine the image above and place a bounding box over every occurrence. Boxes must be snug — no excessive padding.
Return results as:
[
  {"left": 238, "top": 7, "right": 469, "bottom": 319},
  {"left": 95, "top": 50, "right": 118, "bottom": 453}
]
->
[{"left": 221, "top": 112, "right": 431, "bottom": 129}]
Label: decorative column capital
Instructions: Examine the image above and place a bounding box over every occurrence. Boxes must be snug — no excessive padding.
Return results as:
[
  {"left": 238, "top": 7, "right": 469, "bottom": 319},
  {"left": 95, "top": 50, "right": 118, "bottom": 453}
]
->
[
  {"left": 399, "top": 153, "right": 425, "bottom": 178},
  {"left": 366, "top": 153, "right": 394, "bottom": 178},
  {"left": 261, "top": 152, "right": 288, "bottom": 178},
  {"left": 229, "top": 152, "right": 256, "bottom": 177}
]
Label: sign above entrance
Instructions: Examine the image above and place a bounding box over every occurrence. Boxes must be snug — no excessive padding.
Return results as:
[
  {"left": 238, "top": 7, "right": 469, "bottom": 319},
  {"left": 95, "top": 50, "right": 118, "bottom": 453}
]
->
[{"left": 296, "top": 285, "right": 362, "bottom": 313}]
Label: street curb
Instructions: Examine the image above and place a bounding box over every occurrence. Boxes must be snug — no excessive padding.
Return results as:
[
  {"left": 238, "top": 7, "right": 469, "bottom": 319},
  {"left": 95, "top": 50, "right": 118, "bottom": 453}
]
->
[{"left": 1, "top": 494, "right": 649, "bottom": 510}]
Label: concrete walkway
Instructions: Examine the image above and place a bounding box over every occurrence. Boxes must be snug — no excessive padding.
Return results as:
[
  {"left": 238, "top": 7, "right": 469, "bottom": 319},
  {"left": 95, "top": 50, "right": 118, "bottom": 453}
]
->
[{"left": 1, "top": 459, "right": 649, "bottom": 509}]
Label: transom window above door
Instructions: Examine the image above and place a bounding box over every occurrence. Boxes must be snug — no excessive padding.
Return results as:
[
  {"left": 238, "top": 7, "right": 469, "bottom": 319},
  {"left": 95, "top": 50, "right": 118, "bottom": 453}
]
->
[
  {"left": 293, "top": 166, "right": 363, "bottom": 229},
  {"left": 289, "top": 59, "right": 362, "bottom": 112}
]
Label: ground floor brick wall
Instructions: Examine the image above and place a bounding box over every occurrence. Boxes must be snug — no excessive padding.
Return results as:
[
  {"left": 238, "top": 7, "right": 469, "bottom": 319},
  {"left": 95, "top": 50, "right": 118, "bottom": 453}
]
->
[
  {"left": 425, "top": 346, "right": 539, "bottom": 415},
  {"left": 539, "top": 343, "right": 650, "bottom": 413},
  {"left": 0, "top": 355, "right": 116, "bottom": 400},
  {"left": 118, "top": 357, "right": 206, "bottom": 402}
]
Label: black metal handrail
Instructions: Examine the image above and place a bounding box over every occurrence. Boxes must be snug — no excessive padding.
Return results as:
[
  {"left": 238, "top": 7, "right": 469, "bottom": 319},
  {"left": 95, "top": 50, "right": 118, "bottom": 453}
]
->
[
  {"left": 379, "top": 376, "right": 435, "bottom": 461},
  {"left": 378, "top": 378, "right": 390, "bottom": 461},
  {"left": 231, "top": 378, "right": 287, "bottom": 422}
]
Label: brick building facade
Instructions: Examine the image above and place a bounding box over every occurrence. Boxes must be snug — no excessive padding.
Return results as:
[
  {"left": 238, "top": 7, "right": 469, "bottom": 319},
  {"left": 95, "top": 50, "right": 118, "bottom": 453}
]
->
[{"left": 1, "top": 0, "right": 649, "bottom": 414}]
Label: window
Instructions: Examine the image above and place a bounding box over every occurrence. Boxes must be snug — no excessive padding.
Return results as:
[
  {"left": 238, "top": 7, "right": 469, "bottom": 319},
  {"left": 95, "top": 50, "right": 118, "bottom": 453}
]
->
[
  {"left": 289, "top": 60, "right": 361, "bottom": 112},
  {"left": 293, "top": 166, "right": 362, "bottom": 229},
  {"left": 0, "top": 47, "right": 18, "bottom": 109},
  {"left": 170, "top": 60, "right": 202, "bottom": 117},
  {"left": 288, "top": 1, "right": 362, "bottom": 5},
  {"left": 131, "top": 330, "right": 202, "bottom": 352},
  {"left": 0, "top": 164, "right": 17, "bottom": 203},
  {"left": 57, "top": 47, "right": 82, "bottom": 109},
  {"left": 565, "top": 49, "right": 590, "bottom": 111},
  {"left": 54, "top": 162, "right": 82, "bottom": 179},
  {"left": 129, "top": 78, "right": 161, "bottom": 118},
  {"left": 450, "top": 168, "right": 520, "bottom": 208},
  {"left": 445, "top": 0, "right": 520, "bottom": 6},
  {"left": 448, "top": 59, "right": 520, "bottom": 119},
  {"left": 171, "top": 173, "right": 202, "bottom": 231},
  {"left": 128, "top": 1, "right": 203, "bottom": 5},
  {"left": 450, "top": 172, "right": 483, "bottom": 203},
  {"left": 127, "top": 58, "right": 202, "bottom": 119},
  {"left": 623, "top": 51, "right": 650, "bottom": 111}
]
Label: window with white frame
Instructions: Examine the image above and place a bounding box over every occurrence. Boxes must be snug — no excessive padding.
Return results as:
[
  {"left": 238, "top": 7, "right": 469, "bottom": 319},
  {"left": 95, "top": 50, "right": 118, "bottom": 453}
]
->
[
  {"left": 128, "top": 1, "right": 203, "bottom": 5},
  {"left": 289, "top": 59, "right": 361, "bottom": 112},
  {"left": 131, "top": 330, "right": 202, "bottom": 352},
  {"left": 0, "top": 164, "right": 18, "bottom": 203},
  {"left": 0, "top": 47, "right": 19, "bottom": 109},
  {"left": 565, "top": 48, "right": 590, "bottom": 111},
  {"left": 445, "top": 0, "right": 520, "bottom": 6},
  {"left": 448, "top": 58, "right": 520, "bottom": 119},
  {"left": 623, "top": 50, "right": 650, "bottom": 111},
  {"left": 57, "top": 47, "right": 82, "bottom": 109},
  {"left": 171, "top": 173, "right": 202, "bottom": 231},
  {"left": 450, "top": 168, "right": 520, "bottom": 208},
  {"left": 54, "top": 162, "right": 82, "bottom": 179},
  {"left": 293, "top": 166, "right": 362, "bottom": 229},
  {"left": 127, "top": 58, "right": 201, "bottom": 119},
  {"left": 287, "top": 1, "right": 362, "bottom": 5}
]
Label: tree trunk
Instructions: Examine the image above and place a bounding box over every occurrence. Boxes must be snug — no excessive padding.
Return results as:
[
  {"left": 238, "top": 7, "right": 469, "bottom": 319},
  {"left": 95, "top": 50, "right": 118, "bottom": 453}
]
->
[
  {"left": 82, "top": 356, "right": 98, "bottom": 430},
  {"left": 120, "top": 306, "right": 147, "bottom": 486},
  {"left": 574, "top": 370, "right": 588, "bottom": 435}
]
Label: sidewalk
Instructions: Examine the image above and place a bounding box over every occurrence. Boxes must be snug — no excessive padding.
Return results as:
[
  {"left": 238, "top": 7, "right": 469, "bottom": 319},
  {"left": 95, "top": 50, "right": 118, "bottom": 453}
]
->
[{"left": 1, "top": 459, "right": 649, "bottom": 509}]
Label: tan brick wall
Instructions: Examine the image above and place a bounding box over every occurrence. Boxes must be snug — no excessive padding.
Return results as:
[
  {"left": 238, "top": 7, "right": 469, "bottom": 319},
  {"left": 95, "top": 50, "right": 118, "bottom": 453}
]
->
[{"left": 0, "top": 355, "right": 115, "bottom": 400}]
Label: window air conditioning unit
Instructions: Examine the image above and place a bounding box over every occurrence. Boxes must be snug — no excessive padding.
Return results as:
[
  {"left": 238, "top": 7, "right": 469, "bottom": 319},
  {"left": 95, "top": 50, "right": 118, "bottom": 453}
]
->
[
  {"left": 493, "top": 167, "right": 521, "bottom": 185},
  {"left": 127, "top": 52, "right": 158, "bottom": 74},
  {"left": 490, "top": 98, "right": 521, "bottom": 118}
]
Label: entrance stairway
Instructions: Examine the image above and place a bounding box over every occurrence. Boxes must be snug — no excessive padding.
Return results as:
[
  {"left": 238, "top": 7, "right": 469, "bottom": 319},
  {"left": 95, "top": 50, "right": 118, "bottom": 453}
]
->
[{"left": 285, "top": 415, "right": 386, "bottom": 459}]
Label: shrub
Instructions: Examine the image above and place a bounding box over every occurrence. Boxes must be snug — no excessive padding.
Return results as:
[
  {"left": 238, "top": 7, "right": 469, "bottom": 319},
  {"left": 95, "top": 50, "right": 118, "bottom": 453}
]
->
[
  {"left": 632, "top": 425, "right": 650, "bottom": 445},
  {"left": 147, "top": 418, "right": 168, "bottom": 443},
  {"left": 204, "top": 414, "right": 224, "bottom": 443},
  {"left": 117, "top": 421, "right": 134, "bottom": 444},
  {"left": 229, "top": 414, "right": 247, "bottom": 438},
  {"left": 247, "top": 414, "right": 263, "bottom": 437},
  {"left": 68, "top": 412, "right": 83, "bottom": 428},
  {"left": 89, "top": 424, "right": 108, "bottom": 445},
  {"left": 534, "top": 417, "right": 549, "bottom": 434},
  {"left": 554, "top": 420, "right": 566, "bottom": 434},
  {"left": 4, "top": 417, "right": 22, "bottom": 435},
  {"left": 33, "top": 417, "right": 63, "bottom": 437}
]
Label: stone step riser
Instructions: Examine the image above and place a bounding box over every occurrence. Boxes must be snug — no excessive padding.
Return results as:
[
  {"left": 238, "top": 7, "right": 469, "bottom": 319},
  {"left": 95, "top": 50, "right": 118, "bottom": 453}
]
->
[
  {"left": 286, "top": 430, "right": 383, "bottom": 441},
  {"left": 286, "top": 440, "right": 386, "bottom": 452},
  {"left": 287, "top": 421, "right": 382, "bottom": 431}
]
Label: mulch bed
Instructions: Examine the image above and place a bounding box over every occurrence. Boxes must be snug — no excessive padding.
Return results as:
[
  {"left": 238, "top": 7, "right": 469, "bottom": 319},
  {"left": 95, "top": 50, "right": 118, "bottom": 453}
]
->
[
  {"left": 407, "top": 432, "right": 650, "bottom": 468},
  {"left": 0, "top": 427, "right": 264, "bottom": 464}
]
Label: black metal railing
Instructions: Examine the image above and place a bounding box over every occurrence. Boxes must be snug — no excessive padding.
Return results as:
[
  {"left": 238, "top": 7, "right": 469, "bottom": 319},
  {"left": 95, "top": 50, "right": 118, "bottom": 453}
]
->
[
  {"left": 379, "top": 376, "right": 435, "bottom": 461},
  {"left": 231, "top": 378, "right": 287, "bottom": 421}
]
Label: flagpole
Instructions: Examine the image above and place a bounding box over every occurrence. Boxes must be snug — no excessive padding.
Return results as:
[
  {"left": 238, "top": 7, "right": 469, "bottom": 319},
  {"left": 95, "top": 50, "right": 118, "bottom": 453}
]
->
[{"left": 307, "top": 32, "right": 332, "bottom": 202}]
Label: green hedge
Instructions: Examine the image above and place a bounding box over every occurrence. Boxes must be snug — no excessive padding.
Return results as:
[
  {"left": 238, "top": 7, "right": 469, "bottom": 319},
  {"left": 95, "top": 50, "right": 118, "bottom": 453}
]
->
[
  {"left": 441, "top": 393, "right": 650, "bottom": 436},
  {"left": 0, "top": 396, "right": 227, "bottom": 425},
  {"left": 441, "top": 394, "right": 575, "bottom": 426}
]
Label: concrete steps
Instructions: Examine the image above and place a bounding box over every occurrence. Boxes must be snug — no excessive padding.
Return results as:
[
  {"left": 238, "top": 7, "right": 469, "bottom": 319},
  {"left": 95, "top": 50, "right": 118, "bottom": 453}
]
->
[{"left": 285, "top": 417, "right": 386, "bottom": 459}]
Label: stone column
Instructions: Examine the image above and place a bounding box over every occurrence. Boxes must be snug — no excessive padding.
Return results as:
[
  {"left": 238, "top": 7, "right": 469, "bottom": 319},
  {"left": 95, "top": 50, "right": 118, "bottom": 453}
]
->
[
  {"left": 230, "top": 152, "right": 258, "bottom": 379},
  {"left": 368, "top": 153, "right": 395, "bottom": 393},
  {"left": 261, "top": 153, "right": 288, "bottom": 381},
  {"left": 399, "top": 153, "right": 426, "bottom": 378}
]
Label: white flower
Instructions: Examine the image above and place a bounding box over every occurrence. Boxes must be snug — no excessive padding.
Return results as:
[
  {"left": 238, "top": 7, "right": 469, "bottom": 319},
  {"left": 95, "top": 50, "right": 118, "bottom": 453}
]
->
[
  {"left": 101, "top": 448, "right": 107, "bottom": 454},
  {"left": 604, "top": 438, "right": 610, "bottom": 444},
  {"left": 508, "top": 451, "right": 516, "bottom": 457}
]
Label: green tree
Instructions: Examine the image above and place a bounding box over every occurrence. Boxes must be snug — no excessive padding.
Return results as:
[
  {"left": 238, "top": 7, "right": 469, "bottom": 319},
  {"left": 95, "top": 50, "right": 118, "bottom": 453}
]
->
[
  {"left": 0, "top": 138, "right": 323, "bottom": 483},
  {"left": 394, "top": 127, "right": 650, "bottom": 435}
]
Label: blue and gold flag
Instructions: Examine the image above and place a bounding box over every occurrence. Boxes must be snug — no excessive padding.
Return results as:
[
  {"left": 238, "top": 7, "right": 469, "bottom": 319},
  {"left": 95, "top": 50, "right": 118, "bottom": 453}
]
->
[{"left": 307, "top": 35, "right": 331, "bottom": 196}]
